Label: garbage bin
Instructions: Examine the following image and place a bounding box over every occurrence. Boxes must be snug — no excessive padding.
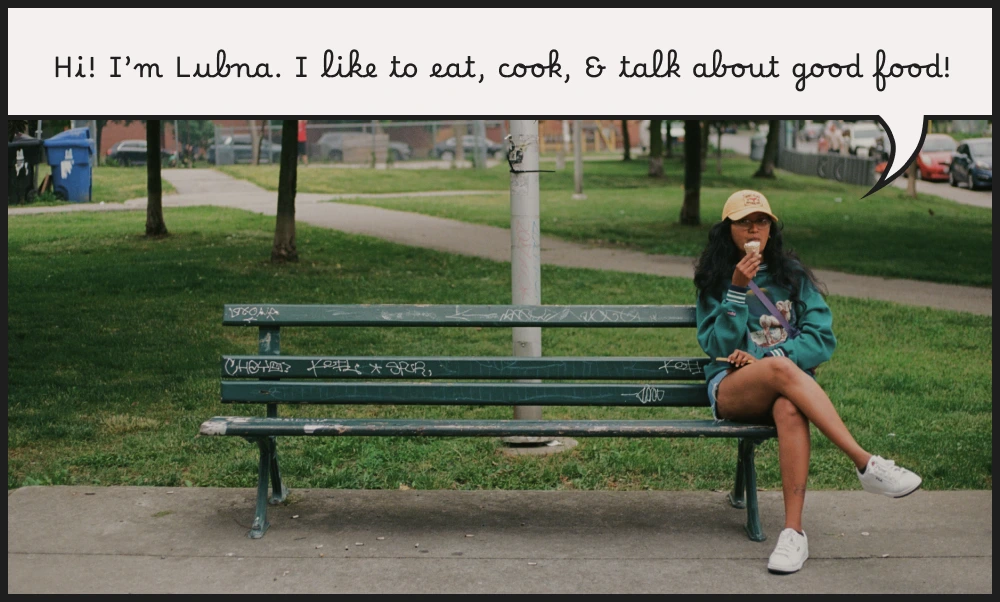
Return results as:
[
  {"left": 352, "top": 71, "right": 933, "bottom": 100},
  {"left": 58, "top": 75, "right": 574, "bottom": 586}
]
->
[
  {"left": 750, "top": 133, "right": 767, "bottom": 161},
  {"left": 8, "top": 133, "right": 45, "bottom": 205},
  {"left": 43, "top": 127, "right": 96, "bottom": 202}
]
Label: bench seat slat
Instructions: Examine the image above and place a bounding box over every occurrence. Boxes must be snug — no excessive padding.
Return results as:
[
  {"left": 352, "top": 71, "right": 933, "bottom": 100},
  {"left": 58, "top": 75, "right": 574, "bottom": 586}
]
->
[
  {"left": 222, "top": 356, "right": 711, "bottom": 380},
  {"left": 222, "top": 382, "right": 709, "bottom": 407},
  {"left": 223, "top": 304, "right": 697, "bottom": 327},
  {"left": 200, "top": 417, "right": 776, "bottom": 439}
]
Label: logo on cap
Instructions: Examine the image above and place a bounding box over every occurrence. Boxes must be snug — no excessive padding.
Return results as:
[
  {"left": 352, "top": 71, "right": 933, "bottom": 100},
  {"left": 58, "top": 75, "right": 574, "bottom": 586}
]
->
[{"left": 743, "top": 192, "right": 762, "bottom": 207}]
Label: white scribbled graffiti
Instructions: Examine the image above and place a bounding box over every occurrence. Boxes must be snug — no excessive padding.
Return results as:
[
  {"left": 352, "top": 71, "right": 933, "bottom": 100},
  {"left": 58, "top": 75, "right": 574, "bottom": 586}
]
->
[
  {"left": 658, "top": 360, "right": 705, "bottom": 377},
  {"left": 228, "top": 306, "right": 280, "bottom": 323},
  {"left": 307, "top": 359, "right": 363, "bottom": 376},
  {"left": 446, "top": 306, "right": 500, "bottom": 321},
  {"left": 385, "top": 361, "right": 432, "bottom": 377},
  {"left": 224, "top": 358, "right": 292, "bottom": 376},
  {"left": 379, "top": 310, "right": 439, "bottom": 321},
  {"left": 624, "top": 385, "right": 666, "bottom": 405}
]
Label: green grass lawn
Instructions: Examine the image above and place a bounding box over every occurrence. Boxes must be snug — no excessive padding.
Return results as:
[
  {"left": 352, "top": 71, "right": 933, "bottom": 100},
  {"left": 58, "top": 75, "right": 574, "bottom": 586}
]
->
[
  {"left": 219, "top": 156, "right": 992, "bottom": 287},
  {"left": 13, "top": 164, "right": 177, "bottom": 208},
  {"left": 8, "top": 208, "right": 991, "bottom": 492}
]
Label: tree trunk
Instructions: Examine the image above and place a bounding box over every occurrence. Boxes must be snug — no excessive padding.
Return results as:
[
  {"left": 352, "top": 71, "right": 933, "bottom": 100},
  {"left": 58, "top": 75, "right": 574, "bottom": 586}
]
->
[
  {"left": 753, "top": 119, "right": 781, "bottom": 178},
  {"left": 700, "top": 120, "right": 710, "bottom": 172},
  {"left": 716, "top": 123, "right": 724, "bottom": 174},
  {"left": 665, "top": 120, "right": 674, "bottom": 159},
  {"left": 272, "top": 120, "right": 299, "bottom": 262},
  {"left": 145, "top": 120, "right": 168, "bottom": 237},
  {"left": 95, "top": 121, "right": 104, "bottom": 166},
  {"left": 680, "top": 120, "right": 701, "bottom": 226},
  {"left": 249, "top": 120, "right": 261, "bottom": 165},
  {"left": 453, "top": 121, "right": 465, "bottom": 168},
  {"left": 906, "top": 162, "right": 918, "bottom": 198},
  {"left": 621, "top": 120, "right": 631, "bottom": 161},
  {"left": 648, "top": 119, "right": 664, "bottom": 177}
]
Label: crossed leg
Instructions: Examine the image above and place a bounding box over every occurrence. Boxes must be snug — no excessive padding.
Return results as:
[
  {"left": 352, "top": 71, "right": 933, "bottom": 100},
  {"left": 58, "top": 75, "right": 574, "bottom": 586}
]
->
[{"left": 716, "top": 356, "right": 872, "bottom": 530}]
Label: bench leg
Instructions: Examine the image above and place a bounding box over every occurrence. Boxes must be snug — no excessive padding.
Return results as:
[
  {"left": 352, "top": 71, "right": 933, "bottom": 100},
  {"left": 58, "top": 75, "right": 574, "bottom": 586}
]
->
[
  {"left": 731, "top": 438, "right": 766, "bottom": 542},
  {"left": 268, "top": 437, "right": 288, "bottom": 505},
  {"left": 249, "top": 438, "right": 273, "bottom": 539},
  {"left": 728, "top": 438, "right": 747, "bottom": 510}
]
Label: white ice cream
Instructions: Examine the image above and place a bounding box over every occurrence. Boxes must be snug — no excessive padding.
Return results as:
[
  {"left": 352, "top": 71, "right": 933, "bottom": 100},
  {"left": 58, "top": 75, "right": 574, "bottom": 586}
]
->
[{"left": 744, "top": 240, "right": 760, "bottom": 256}]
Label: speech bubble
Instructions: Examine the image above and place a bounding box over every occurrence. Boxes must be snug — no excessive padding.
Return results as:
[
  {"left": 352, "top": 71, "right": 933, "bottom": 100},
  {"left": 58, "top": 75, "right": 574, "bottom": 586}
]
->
[{"left": 8, "top": 8, "right": 991, "bottom": 197}]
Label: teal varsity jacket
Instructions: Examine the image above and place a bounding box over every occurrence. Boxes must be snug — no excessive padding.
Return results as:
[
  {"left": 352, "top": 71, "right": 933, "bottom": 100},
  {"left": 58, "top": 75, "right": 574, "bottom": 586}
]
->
[{"left": 696, "top": 263, "right": 837, "bottom": 382}]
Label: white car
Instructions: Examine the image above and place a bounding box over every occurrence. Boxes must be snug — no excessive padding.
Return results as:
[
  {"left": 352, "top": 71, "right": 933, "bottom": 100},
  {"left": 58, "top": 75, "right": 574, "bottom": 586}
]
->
[{"left": 843, "top": 123, "right": 883, "bottom": 158}]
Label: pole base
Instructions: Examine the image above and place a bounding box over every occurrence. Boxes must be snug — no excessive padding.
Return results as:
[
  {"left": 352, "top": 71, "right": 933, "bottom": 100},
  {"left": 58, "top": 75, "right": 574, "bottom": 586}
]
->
[{"left": 500, "top": 437, "right": 578, "bottom": 457}]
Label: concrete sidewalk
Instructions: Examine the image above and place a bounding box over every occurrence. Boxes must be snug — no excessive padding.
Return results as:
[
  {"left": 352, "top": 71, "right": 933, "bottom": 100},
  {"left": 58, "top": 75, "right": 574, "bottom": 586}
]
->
[
  {"left": 7, "top": 486, "right": 992, "bottom": 593},
  {"left": 7, "top": 169, "right": 991, "bottom": 316}
]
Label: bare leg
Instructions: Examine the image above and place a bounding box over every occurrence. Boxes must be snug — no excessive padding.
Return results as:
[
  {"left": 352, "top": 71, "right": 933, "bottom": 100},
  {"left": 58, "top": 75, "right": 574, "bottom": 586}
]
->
[
  {"left": 716, "top": 357, "right": 870, "bottom": 470},
  {"left": 772, "top": 396, "right": 810, "bottom": 531}
]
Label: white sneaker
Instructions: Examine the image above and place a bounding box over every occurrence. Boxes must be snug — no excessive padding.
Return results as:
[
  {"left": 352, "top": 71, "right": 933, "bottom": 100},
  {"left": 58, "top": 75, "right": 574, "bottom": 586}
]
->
[
  {"left": 768, "top": 528, "right": 809, "bottom": 574},
  {"left": 857, "top": 455, "right": 922, "bottom": 498}
]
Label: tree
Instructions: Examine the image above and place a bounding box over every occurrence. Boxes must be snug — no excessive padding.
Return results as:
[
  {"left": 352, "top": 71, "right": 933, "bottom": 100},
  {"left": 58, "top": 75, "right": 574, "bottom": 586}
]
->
[
  {"left": 271, "top": 120, "right": 299, "bottom": 262},
  {"left": 145, "top": 120, "right": 168, "bottom": 237},
  {"left": 700, "top": 120, "right": 710, "bottom": 172},
  {"left": 753, "top": 119, "right": 781, "bottom": 179},
  {"left": 647, "top": 119, "right": 664, "bottom": 177},
  {"left": 8, "top": 120, "right": 29, "bottom": 141},
  {"left": 452, "top": 121, "right": 465, "bottom": 168},
  {"left": 665, "top": 120, "right": 674, "bottom": 160},
  {"left": 177, "top": 120, "right": 215, "bottom": 164},
  {"left": 680, "top": 120, "right": 701, "bottom": 226},
  {"left": 249, "top": 120, "right": 263, "bottom": 165},
  {"left": 621, "top": 119, "right": 631, "bottom": 161},
  {"left": 714, "top": 121, "right": 726, "bottom": 174},
  {"left": 906, "top": 161, "right": 918, "bottom": 198}
]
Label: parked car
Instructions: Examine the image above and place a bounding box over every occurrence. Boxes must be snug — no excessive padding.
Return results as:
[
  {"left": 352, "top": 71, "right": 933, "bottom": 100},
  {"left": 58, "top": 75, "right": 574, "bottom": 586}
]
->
[
  {"left": 107, "top": 139, "right": 173, "bottom": 167},
  {"left": 913, "top": 133, "right": 958, "bottom": 181},
  {"left": 432, "top": 135, "right": 506, "bottom": 161},
  {"left": 207, "top": 135, "right": 281, "bottom": 164},
  {"left": 638, "top": 120, "right": 686, "bottom": 153},
  {"left": 842, "top": 122, "right": 883, "bottom": 157},
  {"left": 316, "top": 132, "right": 412, "bottom": 163},
  {"left": 949, "top": 138, "right": 992, "bottom": 190}
]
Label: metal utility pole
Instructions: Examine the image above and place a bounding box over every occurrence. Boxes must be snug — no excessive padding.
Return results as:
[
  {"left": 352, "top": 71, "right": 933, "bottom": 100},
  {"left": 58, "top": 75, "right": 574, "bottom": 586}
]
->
[
  {"left": 507, "top": 120, "right": 545, "bottom": 435},
  {"left": 572, "top": 120, "right": 586, "bottom": 199},
  {"left": 555, "top": 120, "right": 568, "bottom": 171},
  {"left": 473, "top": 119, "right": 487, "bottom": 169}
]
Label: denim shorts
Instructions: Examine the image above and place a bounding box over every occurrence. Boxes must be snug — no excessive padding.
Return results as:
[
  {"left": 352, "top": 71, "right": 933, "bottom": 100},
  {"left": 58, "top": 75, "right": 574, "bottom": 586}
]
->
[{"left": 706, "top": 369, "right": 730, "bottom": 421}]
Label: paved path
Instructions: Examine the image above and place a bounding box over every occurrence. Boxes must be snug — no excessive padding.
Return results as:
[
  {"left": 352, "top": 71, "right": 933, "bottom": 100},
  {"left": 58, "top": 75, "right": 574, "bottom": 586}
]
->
[
  {"left": 8, "top": 168, "right": 991, "bottom": 316},
  {"left": 7, "top": 486, "right": 992, "bottom": 593}
]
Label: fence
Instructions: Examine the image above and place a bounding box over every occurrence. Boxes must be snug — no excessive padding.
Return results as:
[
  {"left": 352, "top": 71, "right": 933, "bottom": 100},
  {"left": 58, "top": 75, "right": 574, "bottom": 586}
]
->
[
  {"left": 778, "top": 148, "right": 879, "bottom": 187},
  {"left": 211, "top": 120, "right": 510, "bottom": 166}
]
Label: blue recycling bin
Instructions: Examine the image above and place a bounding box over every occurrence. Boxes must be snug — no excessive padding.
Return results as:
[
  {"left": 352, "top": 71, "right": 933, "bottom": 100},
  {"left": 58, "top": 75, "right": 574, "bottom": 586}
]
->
[{"left": 44, "top": 127, "right": 95, "bottom": 202}]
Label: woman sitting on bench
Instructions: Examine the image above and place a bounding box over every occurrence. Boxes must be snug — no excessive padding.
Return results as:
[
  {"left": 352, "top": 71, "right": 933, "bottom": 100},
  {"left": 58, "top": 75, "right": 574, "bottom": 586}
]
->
[{"left": 693, "top": 189, "right": 922, "bottom": 575}]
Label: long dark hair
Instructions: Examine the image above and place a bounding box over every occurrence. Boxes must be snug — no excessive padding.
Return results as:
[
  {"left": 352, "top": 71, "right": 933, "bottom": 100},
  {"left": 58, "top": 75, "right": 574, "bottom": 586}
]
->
[{"left": 693, "top": 218, "right": 826, "bottom": 318}]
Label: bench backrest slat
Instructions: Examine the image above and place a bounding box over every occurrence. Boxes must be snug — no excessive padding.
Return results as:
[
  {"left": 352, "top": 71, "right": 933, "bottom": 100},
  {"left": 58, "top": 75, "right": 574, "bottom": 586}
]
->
[
  {"left": 221, "top": 382, "right": 709, "bottom": 407},
  {"left": 223, "top": 304, "right": 697, "bottom": 327},
  {"left": 222, "top": 356, "right": 711, "bottom": 380}
]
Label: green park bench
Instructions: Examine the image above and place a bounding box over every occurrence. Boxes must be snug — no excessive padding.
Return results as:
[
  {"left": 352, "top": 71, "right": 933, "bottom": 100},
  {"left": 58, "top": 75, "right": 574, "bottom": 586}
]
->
[{"left": 199, "top": 304, "right": 777, "bottom": 541}]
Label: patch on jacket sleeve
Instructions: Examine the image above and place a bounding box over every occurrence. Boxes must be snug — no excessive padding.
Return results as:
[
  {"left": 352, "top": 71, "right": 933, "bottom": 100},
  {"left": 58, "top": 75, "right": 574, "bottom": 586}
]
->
[{"left": 727, "top": 311, "right": 737, "bottom": 317}]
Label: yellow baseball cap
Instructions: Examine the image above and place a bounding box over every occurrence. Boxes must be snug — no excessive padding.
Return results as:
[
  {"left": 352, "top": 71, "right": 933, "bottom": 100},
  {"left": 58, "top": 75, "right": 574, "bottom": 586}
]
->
[{"left": 721, "top": 190, "right": 778, "bottom": 222}]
